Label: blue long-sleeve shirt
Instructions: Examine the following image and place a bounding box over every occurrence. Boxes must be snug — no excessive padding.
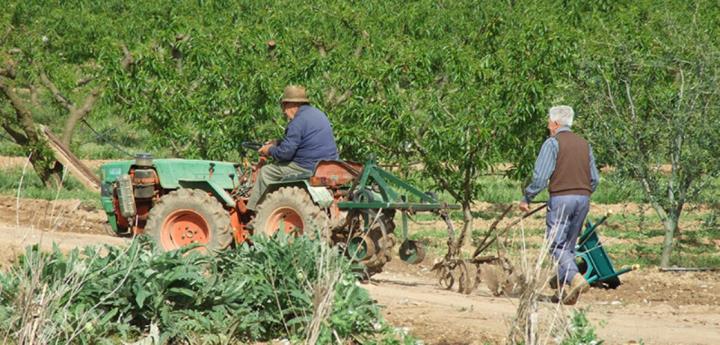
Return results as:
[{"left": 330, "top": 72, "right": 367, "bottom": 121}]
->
[
  {"left": 523, "top": 127, "right": 600, "bottom": 203},
  {"left": 268, "top": 105, "right": 339, "bottom": 171}
]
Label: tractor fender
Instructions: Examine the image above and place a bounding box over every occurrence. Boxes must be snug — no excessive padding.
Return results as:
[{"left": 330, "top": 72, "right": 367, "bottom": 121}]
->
[
  {"left": 178, "top": 180, "right": 235, "bottom": 208},
  {"left": 263, "top": 181, "right": 334, "bottom": 208}
]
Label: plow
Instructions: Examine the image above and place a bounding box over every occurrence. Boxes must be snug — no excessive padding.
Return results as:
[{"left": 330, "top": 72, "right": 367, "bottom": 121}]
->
[{"left": 433, "top": 203, "right": 637, "bottom": 296}]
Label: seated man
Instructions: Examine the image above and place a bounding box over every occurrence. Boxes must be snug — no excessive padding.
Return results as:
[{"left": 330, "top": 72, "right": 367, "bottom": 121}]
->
[{"left": 246, "top": 85, "right": 339, "bottom": 211}]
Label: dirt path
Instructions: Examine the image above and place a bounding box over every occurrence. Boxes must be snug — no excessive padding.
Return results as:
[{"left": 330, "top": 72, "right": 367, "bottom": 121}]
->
[
  {"left": 368, "top": 260, "right": 720, "bottom": 345},
  {"left": 0, "top": 224, "right": 128, "bottom": 269}
]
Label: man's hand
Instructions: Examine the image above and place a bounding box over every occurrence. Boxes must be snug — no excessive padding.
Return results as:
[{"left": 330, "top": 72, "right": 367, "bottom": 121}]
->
[
  {"left": 519, "top": 201, "right": 530, "bottom": 213},
  {"left": 258, "top": 143, "right": 274, "bottom": 157}
]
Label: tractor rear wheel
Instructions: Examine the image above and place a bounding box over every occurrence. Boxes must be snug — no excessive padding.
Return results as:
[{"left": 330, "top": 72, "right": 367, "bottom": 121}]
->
[
  {"left": 253, "top": 186, "right": 329, "bottom": 239},
  {"left": 145, "top": 189, "right": 233, "bottom": 252}
]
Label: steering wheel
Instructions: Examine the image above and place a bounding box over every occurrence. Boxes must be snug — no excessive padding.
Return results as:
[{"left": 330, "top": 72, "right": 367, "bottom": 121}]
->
[{"left": 241, "top": 141, "right": 263, "bottom": 151}]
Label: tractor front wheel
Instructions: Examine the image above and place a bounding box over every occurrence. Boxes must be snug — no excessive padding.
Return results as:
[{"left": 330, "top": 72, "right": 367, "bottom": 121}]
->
[
  {"left": 145, "top": 189, "right": 233, "bottom": 252},
  {"left": 253, "top": 186, "right": 329, "bottom": 239}
]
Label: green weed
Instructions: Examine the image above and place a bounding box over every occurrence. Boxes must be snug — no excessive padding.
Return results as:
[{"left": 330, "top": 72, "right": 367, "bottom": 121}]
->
[{"left": 560, "top": 309, "right": 603, "bottom": 345}]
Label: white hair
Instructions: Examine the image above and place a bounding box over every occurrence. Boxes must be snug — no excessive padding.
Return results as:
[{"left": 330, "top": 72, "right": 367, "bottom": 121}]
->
[{"left": 548, "top": 105, "right": 574, "bottom": 127}]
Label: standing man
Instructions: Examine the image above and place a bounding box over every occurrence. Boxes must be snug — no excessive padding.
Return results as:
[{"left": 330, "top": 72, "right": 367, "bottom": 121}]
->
[
  {"left": 519, "top": 105, "right": 600, "bottom": 305},
  {"left": 246, "top": 85, "right": 339, "bottom": 211}
]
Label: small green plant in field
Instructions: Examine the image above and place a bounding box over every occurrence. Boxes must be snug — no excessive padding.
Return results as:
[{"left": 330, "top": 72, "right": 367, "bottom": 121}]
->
[
  {"left": 0, "top": 235, "right": 405, "bottom": 344},
  {"left": 560, "top": 309, "right": 603, "bottom": 345}
]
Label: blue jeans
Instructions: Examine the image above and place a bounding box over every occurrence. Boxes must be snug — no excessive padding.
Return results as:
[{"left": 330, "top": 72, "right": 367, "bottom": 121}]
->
[{"left": 546, "top": 195, "right": 590, "bottom": 285}]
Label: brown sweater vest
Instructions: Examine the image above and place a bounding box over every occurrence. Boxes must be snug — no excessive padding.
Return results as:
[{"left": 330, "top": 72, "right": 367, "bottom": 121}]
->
[{"left": 549, "top": 131, "right": 592, "bottom": 196}]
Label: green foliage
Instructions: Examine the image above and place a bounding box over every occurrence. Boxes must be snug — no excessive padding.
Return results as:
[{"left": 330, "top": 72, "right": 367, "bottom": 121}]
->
[
  {"left": 560, "top": 309, "right": 603, "bottom": 345},
  {"left": 0, "top": 235, "right": 394, "bottom": 344},
  {"left": 3, "top": 0, "right": 571, "bottom": 186}
]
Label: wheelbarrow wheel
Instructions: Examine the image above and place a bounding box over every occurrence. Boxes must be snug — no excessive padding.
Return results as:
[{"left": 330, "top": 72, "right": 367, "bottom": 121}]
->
[{"left": 604, "top": 277, "right": 622, "bottom": 289}]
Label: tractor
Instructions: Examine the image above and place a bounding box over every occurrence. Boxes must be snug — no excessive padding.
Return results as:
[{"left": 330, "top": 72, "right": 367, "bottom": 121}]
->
[{"left": 99, "top": 143, "right": 458, "bottom": 276}]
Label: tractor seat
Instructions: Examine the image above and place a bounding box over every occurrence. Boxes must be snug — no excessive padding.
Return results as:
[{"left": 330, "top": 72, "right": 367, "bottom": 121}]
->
[
  {"left": 278, "top": 160, "right": 364, "bottom": 185},
  {"left": 309, "top": 160, "right": 364, "bottom": 187}
]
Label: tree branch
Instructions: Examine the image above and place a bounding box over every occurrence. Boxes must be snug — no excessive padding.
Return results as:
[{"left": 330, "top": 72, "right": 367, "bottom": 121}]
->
[
  {"left": 61, "top": 86, "right": 102, "bottom": 146},
  {"left": 0, "top": 107, "right": 28, "bottom": 144},
  {"left": 603, "top": 76, "right": 622, "bottom": 117},
  {"left": 0, "top": 79, "right": 39, "bottom": 143},
  {"left": 40, "top": 72, "right": 73, "bottom": 110},
  {"left": 412, "top": 137, "right": 462, "bottom": 202},
  {"left": 624, "top": 80, "right": 637, "bottom": 122},
  {"left": 1, "top": 121, "right": 29, "bottom": 145},
  {"left": 77, "top": 87, "right": 102, "bottom": 116}
]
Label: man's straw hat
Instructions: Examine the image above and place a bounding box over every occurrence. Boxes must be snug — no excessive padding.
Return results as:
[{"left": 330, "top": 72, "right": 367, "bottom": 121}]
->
[{"left": 281, "top": 85, "right": 310, "bottom": 104}]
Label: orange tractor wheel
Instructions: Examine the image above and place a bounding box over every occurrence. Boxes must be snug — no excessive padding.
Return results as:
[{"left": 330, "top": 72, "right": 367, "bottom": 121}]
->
[
  {"left": 253, "top": 186, "right": 329, "bottom": 240},
  {"left": 145, "top": 189, "right": 233, "bottom": 252}
]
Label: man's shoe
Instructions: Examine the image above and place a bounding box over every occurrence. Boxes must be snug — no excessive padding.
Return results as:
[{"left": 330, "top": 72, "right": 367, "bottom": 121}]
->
[
  {"left": 573, "top": 273, "right": 591, "bottom": 293},
  {"left": 562, "top": 273, "right": 590, "bottom": 305}
]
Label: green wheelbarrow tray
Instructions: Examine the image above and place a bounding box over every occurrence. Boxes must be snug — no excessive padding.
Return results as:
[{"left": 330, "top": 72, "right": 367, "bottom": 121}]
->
[{"left": 575, "top": 214, "right": 637, "bottom": 289}]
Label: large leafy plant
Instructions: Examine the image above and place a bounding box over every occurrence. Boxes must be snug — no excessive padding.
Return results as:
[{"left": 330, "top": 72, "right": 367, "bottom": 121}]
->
[{"left": 0, "top": 235, "right": 385, "bottom": 344}]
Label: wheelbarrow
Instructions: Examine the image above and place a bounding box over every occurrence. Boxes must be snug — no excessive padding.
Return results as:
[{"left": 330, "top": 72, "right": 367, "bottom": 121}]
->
[{"left": 575, "top": 212, "right": 637, "bottom": 289}]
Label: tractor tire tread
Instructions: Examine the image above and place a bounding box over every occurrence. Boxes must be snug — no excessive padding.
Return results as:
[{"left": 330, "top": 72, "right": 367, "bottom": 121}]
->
[
  {"left": 253, "top": 186, "right": 330, "bottom": 239},
  {"left": 145, "top": 188, "right": 233, "bottom": 252}
]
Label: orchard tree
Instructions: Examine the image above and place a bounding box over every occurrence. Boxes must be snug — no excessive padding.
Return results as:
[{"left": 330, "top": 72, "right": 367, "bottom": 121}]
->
[
  {"left": 0, "top": 2, "right": 131, "bottom": 186},
  {"left": 575, "top": 1, "right": 720, "bottom": 267}
]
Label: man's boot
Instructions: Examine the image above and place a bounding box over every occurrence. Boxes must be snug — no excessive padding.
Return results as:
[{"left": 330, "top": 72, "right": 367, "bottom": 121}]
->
[{"left": 562, "top": 273, "right": 590, "bottom": 305}]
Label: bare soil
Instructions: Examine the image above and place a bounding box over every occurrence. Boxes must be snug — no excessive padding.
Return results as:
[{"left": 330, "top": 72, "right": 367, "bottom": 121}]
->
[
  {"left": 0, "top": 196, "right": 718, "bottom": 345},
  {"left": 370, "top": 259, "right": 720, "bottom": 345},
  {"left": 0, "top": 196, "right": 110, "bottom": 235}
]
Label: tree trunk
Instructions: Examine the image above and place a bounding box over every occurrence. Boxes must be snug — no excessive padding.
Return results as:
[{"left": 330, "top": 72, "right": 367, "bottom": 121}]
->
[
  {"left": 1, "top": 79, "right": 63, "bottom": 187},
  {"left": 453, "top": 202, "right": 474, "bottom": 256},
  {"left": 29, "top": 154, "right": 63, "bottom": 188},
  {"left": 659, "top": 212, "right": 679, "bottom": 268}
]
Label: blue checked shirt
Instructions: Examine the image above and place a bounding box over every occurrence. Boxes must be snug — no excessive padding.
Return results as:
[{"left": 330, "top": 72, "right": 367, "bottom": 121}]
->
[{"left": 523, "top": 127, "right": 600, "bottom": 204}]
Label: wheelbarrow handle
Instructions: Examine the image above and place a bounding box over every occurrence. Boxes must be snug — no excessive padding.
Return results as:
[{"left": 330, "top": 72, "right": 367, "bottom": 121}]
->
[{"left": 471, "top": 203, "right": 547, "bottom": 258}]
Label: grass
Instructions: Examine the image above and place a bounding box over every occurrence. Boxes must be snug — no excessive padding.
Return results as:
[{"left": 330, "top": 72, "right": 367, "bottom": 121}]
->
[{"left": 0, "top": 167, "right": 100, "bottom": 208}]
